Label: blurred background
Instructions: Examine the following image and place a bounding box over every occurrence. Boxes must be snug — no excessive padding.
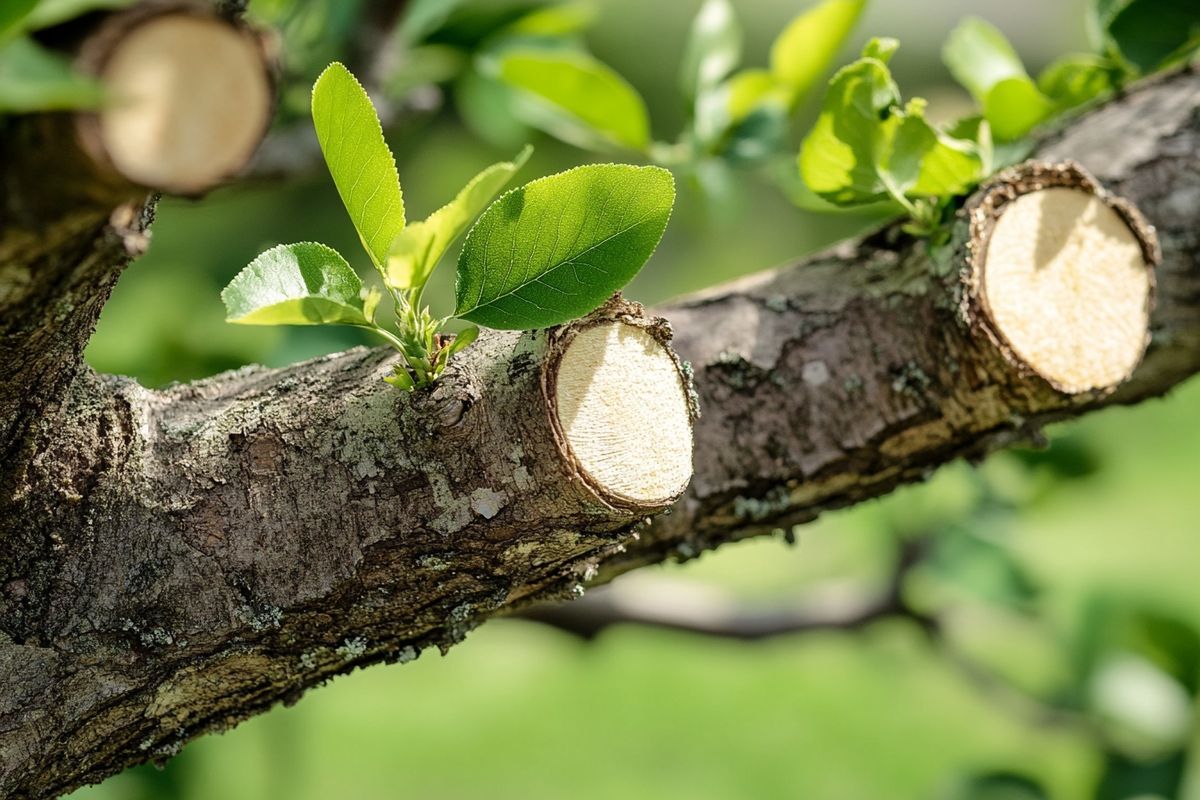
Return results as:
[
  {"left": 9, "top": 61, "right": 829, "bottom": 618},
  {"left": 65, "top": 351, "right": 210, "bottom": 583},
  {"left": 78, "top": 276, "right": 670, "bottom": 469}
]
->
[{"left": 65, "top": 0, "right": 1200, "bottom": 797}]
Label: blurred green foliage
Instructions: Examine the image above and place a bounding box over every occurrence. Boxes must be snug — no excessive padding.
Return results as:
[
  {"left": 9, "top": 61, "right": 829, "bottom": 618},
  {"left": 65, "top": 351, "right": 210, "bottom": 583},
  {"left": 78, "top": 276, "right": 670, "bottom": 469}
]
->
[{"left": 54, "top": 0, "right": 1200, "bottom": 797}]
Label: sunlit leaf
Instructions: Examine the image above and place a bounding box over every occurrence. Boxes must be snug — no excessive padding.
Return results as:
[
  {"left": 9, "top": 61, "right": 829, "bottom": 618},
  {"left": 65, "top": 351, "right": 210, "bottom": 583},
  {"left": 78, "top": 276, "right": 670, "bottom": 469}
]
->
[
  {"left": 387, "top": 145, "right": 532, "bottom": 290},
  {"left": 770, "top": 0, "right": 866, "bottom": 103},
  {"left": 797, "top": 40, "right": 901, "bottom": 205},
  {"left": 223, "top": 243, "right": 368, "bottom": 326},
  {"left": 942, "top": 18, "right": 1055, "bottom": 141},
  {"left": 496, "top": 50, "right": 651, "bottom": 151},
  {"left": 312, "top": 62, "right": 405, "bottom": 270},
  {"left": 455, "top": 164, "right": 674, "bottom": 329},
  {"left": 799, "top": 40, "right": 986, "bottom": 207},
  {"left": 892, "top": 100, "right": 987, "bottom": 198},
  {"left": 982, "top": 77, "right": 1056, "bottom": 141}
]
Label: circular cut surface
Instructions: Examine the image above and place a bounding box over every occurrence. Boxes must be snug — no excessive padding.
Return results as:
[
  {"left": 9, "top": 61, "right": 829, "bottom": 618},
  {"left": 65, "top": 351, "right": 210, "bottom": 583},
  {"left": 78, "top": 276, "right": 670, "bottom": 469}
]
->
[
  {"left": 554, "top": 322, "right": 693, "bottom": 505},
  {"left": 983, "top": 187, "right": 1151, "bottom": 393},
  {"left": 99, "top": 15, "right": 270, "bottom": 192}
]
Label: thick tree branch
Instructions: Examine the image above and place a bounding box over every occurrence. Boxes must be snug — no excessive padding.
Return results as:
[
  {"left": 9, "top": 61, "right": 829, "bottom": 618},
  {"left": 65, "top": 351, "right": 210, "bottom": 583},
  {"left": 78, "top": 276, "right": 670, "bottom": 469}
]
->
[
  {"left": 2, "top": 52, "right": 1199, "bottom": 799},
  {"left": 618, "top": 69, "right": 1200, "bottom": 578}
]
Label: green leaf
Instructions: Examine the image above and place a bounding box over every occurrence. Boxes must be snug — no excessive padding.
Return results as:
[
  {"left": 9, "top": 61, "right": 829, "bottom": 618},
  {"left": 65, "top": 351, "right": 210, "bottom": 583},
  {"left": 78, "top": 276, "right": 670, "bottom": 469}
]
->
[
  {"left": 722, "top": 103, "right": 789, "bottom": 165},
  {"left": 770, "top": 0, "right": 866, "bottom": 102},
  {"left": 891, "top": 100, "right": 987, "bottom": 198},
  {"left": 1093, "top": 0, "right": 1199, "bottom": 73},
  {"left": 725, "top": 69, "right": 781, "bottom": 122},
  {"left": 21, "top": 0, "right": 134, "bottom": 31},
  {"left": 0, "top": 0, "right": 37, "bottom": 39},
  {"left": 455, "top": 164, "right": 674, "bottom": 329},
  {"left": 981, "top": 77, "right": 1055, "bottom": 141},
  {"left": 455, "top": 68, "right": 531, "bottom": 149},
  {"left": 502, "top": 2, "right": 596, "bottom": 37},
  {"left": 312, "top": 62, "right": 406, "bottom": 271},
  {"left": 222, "top": 243, "right": 368, "bottom": 326},
  {"left": 385, "top": 367, "right": 416, "bottom": 391},
  {"left": 436, "top": 324, "right": 480, "bottom": 371},
  {"left": 362, "top": 286, "right": 383, "bottom": 323},
  {"left": 942, "top": 17, "right": 1027, "bottom": 100},
  {"left": 445, "top": 324, "right": 479, "bottom": 357},
  {"left": 0, "top": 36, "right": 103, "bottom": 111},
  {"left": 400, "top": 0, "right": 469, "bottom": 45},
  {"left": 706, "top": 68, "right": 790, "bottom": 149},
  {"left": 942, "top": 18, "right": 1054, "bottom": 141},
  {"left": 496, "top": 50, "right": 651, "bottom": 151},
  {"left": 797, "top": 42, "right": 901, "bottom": 205},
  {"left": 799, "top": 40, "right": 986, "bottom": 208},
  {"left": 387, "top": 145, "right": 532, "bottom": 290},
  {"left": 680, "top": 0, "right": 741, "bottom": 104},
  {"left": 1037, "top": 54, "right": 1117, "bottom": 108}
]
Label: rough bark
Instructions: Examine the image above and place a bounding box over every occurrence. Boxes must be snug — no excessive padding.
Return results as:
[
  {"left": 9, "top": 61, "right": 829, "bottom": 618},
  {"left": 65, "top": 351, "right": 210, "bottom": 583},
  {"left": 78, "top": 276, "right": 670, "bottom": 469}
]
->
[
  {"left": 2, "top": 55, "right": 1199, "bottom": 800},
  {"left": 621, "top": 69, "right": 1200, "bottom": 577}
]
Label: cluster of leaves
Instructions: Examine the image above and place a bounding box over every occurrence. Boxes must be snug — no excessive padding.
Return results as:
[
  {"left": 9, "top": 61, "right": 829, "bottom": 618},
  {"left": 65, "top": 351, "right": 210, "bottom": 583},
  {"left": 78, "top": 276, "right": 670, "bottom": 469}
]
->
[
  {"left": 377, "top": 0, "right": 866, "bottom": 171},
  {"left": 378, "top": 0, "right": 1194, "bottom": 235},
  {"left": 0, "top": 0, "right": 135, "bottom": 112},
  {"left": 221, "top": 62, "right": 674, "bottom": 390},
  {"left": 796, "top": 0, "right": 1199, "bottom": 233},
  {"left": 798, "top": 37, "right": 991, "bottom": 235}
]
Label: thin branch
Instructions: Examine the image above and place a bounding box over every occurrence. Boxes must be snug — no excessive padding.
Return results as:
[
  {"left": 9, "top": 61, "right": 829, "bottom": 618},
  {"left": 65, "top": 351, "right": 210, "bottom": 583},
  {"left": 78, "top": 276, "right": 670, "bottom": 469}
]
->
[{"left": 519, "top": 538, "right": 932, "bottom": 640}]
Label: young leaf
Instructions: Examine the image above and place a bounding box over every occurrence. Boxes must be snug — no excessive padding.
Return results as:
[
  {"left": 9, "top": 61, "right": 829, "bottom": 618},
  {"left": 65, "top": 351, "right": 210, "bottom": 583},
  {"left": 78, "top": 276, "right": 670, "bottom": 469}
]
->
[
  {"left": 797, "top": 41, "right": 901, "bottom": 205},
  {"left": 799, "top": 40, "right": 986, "bottom": 208},
  {"left": 981, "top": 78, "right": 1056, "bottom": 141},
  {"left": 1037, "top": 55, "right": 1117, "bottom": 108},
  {"left": 362, "top": 286, "right": 383, "bottom": 323},
  {"left": 455, "top": 164, "right": 674, "bottom": 329},
  {"left": 889, "top": 100, "right": 986, "bottom": 198},
  {"left": 0, "top": 37, "right": 103, "bottom": 111},
  {"left": 770, "top": 0, "right": 866, "bottom": 102},
  {"left": 680, "top": 0, "right": 741, "bottom": 104},
  {"left": 385, "top": 367, "right": 416, "bottom": 391},
  {"left": 222, "top": 243, "right": 368, "bottom": 326},
  {"left": 942, "top": 18, "right": 1054, "bottom": 140},
  {"left": 312, "top": 62, "right": 405, "bottom": 270},
  {"left": 387, "top": 145, "right": 532, "bottom": 290},
  {"left": 496, "top": 50, "right": 651, "bottom": 151},
  {"left": 436, "top": 324, "right": 480, "bottom": 370}
]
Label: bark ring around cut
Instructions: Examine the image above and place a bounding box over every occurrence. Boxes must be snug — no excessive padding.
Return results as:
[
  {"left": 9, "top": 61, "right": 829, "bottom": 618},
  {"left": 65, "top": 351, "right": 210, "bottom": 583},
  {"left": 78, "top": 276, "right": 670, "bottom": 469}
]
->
[
  {"left": 544, "top": 304, "right": 697, "bottom": 511},
  {"left": 965, "top": 161, "right": 1160, "bottom": 395}
]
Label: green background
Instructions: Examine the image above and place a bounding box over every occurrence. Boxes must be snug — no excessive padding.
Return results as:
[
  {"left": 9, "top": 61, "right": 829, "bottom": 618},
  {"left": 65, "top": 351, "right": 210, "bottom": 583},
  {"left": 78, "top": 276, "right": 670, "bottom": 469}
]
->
[{"left": 69, "top": 0, "right": 1200, "bottom": 797}]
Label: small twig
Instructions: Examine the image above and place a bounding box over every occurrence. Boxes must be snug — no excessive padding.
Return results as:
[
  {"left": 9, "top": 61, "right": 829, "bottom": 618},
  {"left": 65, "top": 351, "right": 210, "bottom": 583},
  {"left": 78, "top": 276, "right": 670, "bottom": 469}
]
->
[{"left": 519, "top": 538, "right": 933, "bottom": 641}]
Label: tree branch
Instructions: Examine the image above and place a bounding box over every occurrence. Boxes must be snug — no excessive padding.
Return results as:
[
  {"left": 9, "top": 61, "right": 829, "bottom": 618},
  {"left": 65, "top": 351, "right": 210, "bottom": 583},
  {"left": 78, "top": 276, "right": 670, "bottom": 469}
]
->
[
  {"left": 2, "top": 45, "right": 1199, "bottom": 798},
  {"left": 518, "top": 537, "right": 931, "bottom": 640},
  {"left": 615, "top": 69, "right": 1200, "bottom": 579}
]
